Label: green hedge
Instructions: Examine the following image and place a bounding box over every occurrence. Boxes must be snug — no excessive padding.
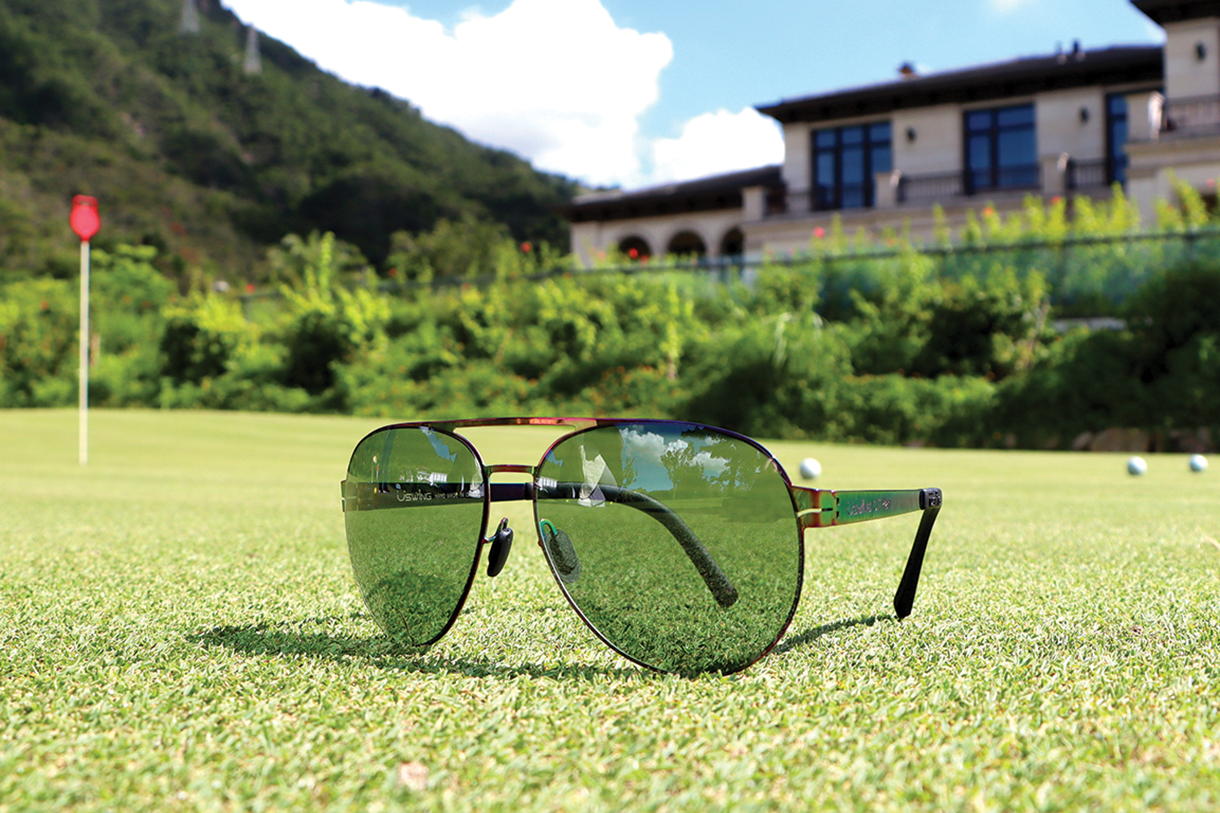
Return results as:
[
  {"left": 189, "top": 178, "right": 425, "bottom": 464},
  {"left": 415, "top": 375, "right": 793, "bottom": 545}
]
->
[{"left": 4, "top": 197, "right": 1220, "bottom": 450}]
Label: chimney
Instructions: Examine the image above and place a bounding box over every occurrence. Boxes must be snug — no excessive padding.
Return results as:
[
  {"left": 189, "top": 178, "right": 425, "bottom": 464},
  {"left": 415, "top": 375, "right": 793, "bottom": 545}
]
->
[
  {"left": 179, "top": 0, "right": 200, "bottom": 34},
  {"left": 244, "top": 26, "right": 262, "bottom": 75},
  {"left": 899, "top": 62, "right": 917, "bottom": 79}
]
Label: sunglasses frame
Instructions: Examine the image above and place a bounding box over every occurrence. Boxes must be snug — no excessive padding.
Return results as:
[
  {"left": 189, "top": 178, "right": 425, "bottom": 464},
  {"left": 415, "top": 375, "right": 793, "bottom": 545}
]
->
[{"left": 341, "top": 417, "right": 943, "bottom": 674}]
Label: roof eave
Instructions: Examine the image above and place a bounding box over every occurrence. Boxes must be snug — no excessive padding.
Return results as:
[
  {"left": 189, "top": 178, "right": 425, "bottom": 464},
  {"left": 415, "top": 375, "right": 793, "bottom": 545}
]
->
[
  {"left": 757, "top": 47, "right": 1163, "bottom": 124},
  {"left": 1133, "top": 0, "right": 1220, "bottom": 24}
]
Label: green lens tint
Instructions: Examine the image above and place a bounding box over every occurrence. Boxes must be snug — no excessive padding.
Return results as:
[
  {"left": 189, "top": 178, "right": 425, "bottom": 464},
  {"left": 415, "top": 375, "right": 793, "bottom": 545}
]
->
[
  {"left": 344, "top": 427, "right": 486, "bottom": 646},
  {"left": 535, "top": 424, "right": 802, "bottom": 674}
]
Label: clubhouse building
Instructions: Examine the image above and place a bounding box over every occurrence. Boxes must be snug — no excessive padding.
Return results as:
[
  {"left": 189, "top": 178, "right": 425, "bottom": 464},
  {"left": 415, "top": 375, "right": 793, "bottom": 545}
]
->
[{"left": 564, "top": 0, "right": 1220, "bottom": 264}]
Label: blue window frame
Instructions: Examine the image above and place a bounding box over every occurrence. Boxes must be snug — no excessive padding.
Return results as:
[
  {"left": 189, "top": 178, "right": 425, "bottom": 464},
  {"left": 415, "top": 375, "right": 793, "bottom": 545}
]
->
[
  {"left": 1106, "top": 93, "right": 1128, "bottom": 185},
  {"left": 964, "top": 104, "right": 1037, "bottom": 193},
  {"left": 812, "top": 122, "right": 892, "bottom": 210}
]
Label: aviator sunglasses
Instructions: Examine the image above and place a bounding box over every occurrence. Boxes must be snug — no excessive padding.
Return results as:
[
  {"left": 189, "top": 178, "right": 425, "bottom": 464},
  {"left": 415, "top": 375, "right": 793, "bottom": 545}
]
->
[{"left": 341, "top": 418, "right": 943, "bottom": 674}]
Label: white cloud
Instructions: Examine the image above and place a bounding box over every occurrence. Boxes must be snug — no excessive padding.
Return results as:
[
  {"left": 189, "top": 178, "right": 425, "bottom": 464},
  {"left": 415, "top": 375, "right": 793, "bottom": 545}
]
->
[
  {"left": 690, "top": 450, "right": 728, "bottom": 479},
  {"left": 223, "top": 0, "right": 673, "bottom": 186},
  {"left": 620, "top": 429, "right": 728, "bottom": 483},
  {"left": 649, "top": 107, "right": 784, "bottom": 184},
  {"left": 622, "top": 429, "right": 677, "bottom": 468}
]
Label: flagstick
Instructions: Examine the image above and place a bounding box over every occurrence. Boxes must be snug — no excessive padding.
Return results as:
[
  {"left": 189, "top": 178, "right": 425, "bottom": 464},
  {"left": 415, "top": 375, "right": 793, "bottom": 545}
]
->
[{"left": 79, "top": 238, "right": 89, "bottom": 466}]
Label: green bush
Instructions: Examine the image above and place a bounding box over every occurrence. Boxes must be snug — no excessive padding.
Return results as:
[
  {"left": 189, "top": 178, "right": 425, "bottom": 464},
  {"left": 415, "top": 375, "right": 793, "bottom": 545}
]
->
[
  {"left": 909, "top": 270, "right": 1048, "bottom": 379},
  {"left": 1125, "top": 259, "right": 1220, "bottom": 381},
  {"left": 276, "top": 232, "right": 388, "bottom": 400},
  {"left": 988, "top": 260, "right": 1220, "bottom": 447},
  {"left": 385, "top": 217, "right": 512, "bottom": 282},
  {"left": 159, "top": 294, "right": 256, "bottom": 385},
  {"left": 680, "top": 314, "right": 851, "bottom": 439},
  {"left": 6, "top": 200, "right": 1220, "bottom": 452},
  {"left": 88, "top": 245, "right": 176, "bottom": 406},
  {"left": 828, "top": 373, "right": 996, "bottom": 446},
  {"left": 0, "top": 276, "right": 78, "bottom": 406}
]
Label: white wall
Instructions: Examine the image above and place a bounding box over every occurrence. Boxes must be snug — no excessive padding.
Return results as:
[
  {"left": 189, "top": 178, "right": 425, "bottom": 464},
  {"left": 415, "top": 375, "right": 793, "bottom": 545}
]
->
[
  {"left": 1163, "top": 18, "right": 1220, "bottom": 100},
  {"left": 1037, "top": 87, "right": 1106, "bottom": 162},
  {"left": 781, "top": 123, "right": 810, "bottom": 195},
  {"left": 892, "top": 104, "right": 962, "bottom": 175},
  {"left": 885, "top": 90, "right": 1115, "bottom": 189},
  {"left": 1126, "top": 90, "right": 1164, "bottom": 142}
]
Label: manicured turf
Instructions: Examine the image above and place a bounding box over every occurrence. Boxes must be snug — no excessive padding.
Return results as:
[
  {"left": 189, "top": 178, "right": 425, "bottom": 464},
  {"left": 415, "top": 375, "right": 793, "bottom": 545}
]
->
[{"left": 1, "top": 409, "right": 1217, "bottom": 811}]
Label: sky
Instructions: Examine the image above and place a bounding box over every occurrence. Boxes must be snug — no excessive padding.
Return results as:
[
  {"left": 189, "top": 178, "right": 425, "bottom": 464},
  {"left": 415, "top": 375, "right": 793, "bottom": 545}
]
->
[{"left": 220, "top": 0, "right": 1164, "bottom": 190}]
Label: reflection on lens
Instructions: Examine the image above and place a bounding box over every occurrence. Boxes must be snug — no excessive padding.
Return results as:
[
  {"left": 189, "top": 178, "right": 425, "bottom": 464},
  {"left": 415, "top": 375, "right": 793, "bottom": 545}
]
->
[
  {"left": 536, "top": 423, "right": 801, "bottom": 674},
  {"left": 344, "top": 427, "right": 485, "bottom": 646}
]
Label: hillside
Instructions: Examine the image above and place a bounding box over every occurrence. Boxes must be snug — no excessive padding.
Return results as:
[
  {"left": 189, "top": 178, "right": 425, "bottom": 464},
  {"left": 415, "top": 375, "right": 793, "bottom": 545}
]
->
[{"left": 0, "top": 0, "right": 578, "bottom": 280}]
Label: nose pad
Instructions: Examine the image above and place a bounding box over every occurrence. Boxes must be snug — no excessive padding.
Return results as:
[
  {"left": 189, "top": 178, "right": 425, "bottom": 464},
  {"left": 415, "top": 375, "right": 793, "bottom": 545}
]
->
[
  {"left": 539, "top": 519, "right": 581, "bottom": 584},
  {"left": 486, "top": 517, "right": 514, "bottom": 578}
]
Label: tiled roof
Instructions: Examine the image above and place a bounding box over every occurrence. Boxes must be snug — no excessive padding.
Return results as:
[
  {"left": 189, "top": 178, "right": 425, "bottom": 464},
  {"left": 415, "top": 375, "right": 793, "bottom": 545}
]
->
[
  {"left": 563, "top": 165, "right": 782, "bottom": 221},
  {"left": 757, "top": 45, "right": 1162, "bottom": 124},
  {"left": 1133, "top": 0, "right": 1220, "bottom": 23}
]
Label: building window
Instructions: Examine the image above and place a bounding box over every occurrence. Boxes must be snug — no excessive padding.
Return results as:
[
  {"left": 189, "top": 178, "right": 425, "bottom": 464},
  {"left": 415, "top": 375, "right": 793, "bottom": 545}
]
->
[
  {"left": 964, "top": 104, "right": 1037, "bottom": 193},
  {"left": 812, "top": 122, "right": 891, "bottom": 210},
  {"left": 1106, "top": 93, "right": 1128, "bottom": 185}
]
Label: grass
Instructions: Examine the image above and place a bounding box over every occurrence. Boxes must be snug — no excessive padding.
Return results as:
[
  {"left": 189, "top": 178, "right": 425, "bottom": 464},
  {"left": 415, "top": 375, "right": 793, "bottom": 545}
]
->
[{"left": 1, "top": 408, "right": 1218, "bottom": 812}]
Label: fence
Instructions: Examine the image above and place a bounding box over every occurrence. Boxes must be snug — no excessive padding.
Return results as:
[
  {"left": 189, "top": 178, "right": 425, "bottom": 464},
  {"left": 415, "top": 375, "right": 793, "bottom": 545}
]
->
[{"left": 239, "top": 228, "right": 1220, "bottom": 320}]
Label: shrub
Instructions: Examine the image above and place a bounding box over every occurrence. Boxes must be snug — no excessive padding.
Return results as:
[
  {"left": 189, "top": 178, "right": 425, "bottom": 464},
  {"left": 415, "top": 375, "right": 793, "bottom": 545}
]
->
[
  {"left": 6, "top": 198, "right": 1220, "bottom": 453},
  {"left": 160, "top": 294, "right": 257, "bottom": 385},
  {"left": 681, "top": 314, "right": 853, "bottom": 439},
  {"left": 988, "top": 260, "right": 1220, "bottom": 447},
  {"left": 909, "top": 269, "right": 1048, "bottom": 380},
  {"left": 87, "top": 245, "right": 176, "bottom": 406},
  {"left": 0, "top": 277, "right": 78, "bottom": 406},
  {"left": 1125, "top": 259, "right": 1220, "bottom": 381},
  {"left": 276, "top": 232, "right": 388, "bottom": 400},
  {"left": 385, "top": 217, "right": 511, "bottom": 282}
]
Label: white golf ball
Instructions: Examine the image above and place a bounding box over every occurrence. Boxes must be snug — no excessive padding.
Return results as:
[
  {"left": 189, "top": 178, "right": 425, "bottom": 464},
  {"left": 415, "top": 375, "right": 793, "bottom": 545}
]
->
[
  {"left": 1127, "top": 456, "right": 1147, "bottom": 476},
  {"left": 799, "top": 458, "right": 822, "bottom": 480},
  {"left": 1189, "top": 454, "right": 1208, "bottom": 473}
]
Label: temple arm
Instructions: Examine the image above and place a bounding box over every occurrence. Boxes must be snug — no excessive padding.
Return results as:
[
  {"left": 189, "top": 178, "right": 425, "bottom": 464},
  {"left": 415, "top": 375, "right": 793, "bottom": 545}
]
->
[
  {"left": 790, "top": 486, "right": 943, "bottom": 618},
  {"left": 340, "top": 479, "right": 739, "bottom": 608}
]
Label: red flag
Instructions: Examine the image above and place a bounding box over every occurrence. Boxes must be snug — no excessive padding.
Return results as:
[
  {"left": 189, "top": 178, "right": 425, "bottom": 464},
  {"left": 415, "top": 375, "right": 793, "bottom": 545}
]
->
[{"left": 70, "top": 196, "right": 100, "bottom": 242}]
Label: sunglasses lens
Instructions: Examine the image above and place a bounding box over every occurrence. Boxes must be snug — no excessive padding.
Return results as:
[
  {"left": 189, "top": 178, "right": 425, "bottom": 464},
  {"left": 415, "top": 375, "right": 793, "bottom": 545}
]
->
[
  {"left": 536, "top": 423, "right": 801, "bottom": 673},
  {"left": 344, "top": 427, "right": 485, "bottom": 646}
]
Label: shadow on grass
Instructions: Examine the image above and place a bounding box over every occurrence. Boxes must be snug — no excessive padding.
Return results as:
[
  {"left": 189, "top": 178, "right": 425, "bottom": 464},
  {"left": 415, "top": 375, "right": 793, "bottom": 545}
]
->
[
  {"left": 190, "top": 612, "right": 885, "bottom": 679},
  {"left": 772, "top": 613, "right": 893, "bottom": 656},
  {"left": 189, "top": 615, "right": 645, "bottom": 681}
]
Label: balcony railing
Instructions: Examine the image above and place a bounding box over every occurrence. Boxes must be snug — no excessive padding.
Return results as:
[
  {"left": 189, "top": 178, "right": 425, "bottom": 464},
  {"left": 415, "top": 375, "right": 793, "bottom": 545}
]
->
[
  {"left": 967, "top": 164, "right": 1041, "bottom": 194},
  {"left": 760, "top": 160, "right": 1122, "bottom": 219},
  {"left": 897, "top": 171, "right": 963, "bottom": 203},
  {"left": 1162, "top": 95, "right": 1220, "bottom": 134},
  {"left": 1067, "top": 158, "right": 1109, "bottom": 190},
  {"left": 896, "top": 165, "right": 1040, "bottom": 202}
]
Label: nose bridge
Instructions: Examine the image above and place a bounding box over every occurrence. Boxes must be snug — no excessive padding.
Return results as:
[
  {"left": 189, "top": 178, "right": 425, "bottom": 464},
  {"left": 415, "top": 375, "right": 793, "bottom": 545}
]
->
[
  {"left": 482, "top": 465, "right": 536, "bottom": 578},
  {"left": 485, "top": 464, "right": 537, "bottom": 505},
  {"left": 486, "top": 464, "right": 537, "bottom": 477}
]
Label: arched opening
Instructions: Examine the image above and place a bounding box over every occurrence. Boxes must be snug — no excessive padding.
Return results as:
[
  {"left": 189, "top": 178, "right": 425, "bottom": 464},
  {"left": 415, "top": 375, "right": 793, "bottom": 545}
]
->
[
  {"left": 618, "top": 236, "right": 651, "bottom": 261},
  {"left": 667, "top": 231, "right": 707, "bottom": 258},
  {"left": 720, "top": 227, "right": 744, "bottom": 257}
]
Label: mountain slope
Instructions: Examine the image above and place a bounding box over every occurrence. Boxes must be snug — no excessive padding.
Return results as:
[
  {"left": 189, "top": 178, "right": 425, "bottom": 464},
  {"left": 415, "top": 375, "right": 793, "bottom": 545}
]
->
[{"left": 0, "top": 0, "right": 577, "bottom": 279}]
